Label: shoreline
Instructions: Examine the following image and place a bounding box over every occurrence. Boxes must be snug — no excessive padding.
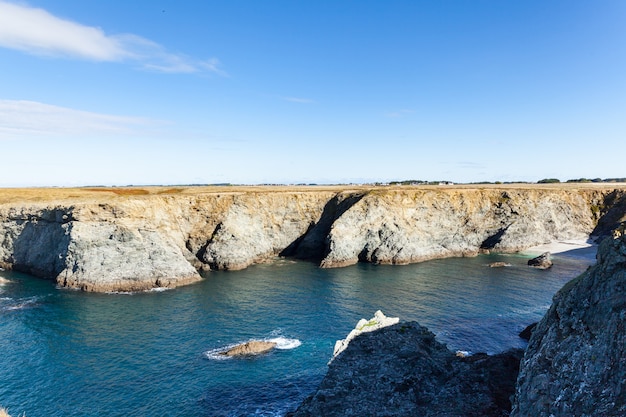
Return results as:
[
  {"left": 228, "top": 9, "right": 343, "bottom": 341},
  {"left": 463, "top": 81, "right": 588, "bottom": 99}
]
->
[{"left": 521, "top": 239, "right": 598, "bottom": 262}]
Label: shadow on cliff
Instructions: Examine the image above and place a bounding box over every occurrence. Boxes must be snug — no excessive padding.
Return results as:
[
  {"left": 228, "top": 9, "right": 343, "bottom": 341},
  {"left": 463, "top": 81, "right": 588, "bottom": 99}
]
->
[
  {"left": 280, "top": 192, "right": 366, "bottom": 262},
  {"left": 591, "top": 189, "right": 626, "bottom": 241},
  {"left": 9, "top": 210, "right": 72, "bottom": 280}
]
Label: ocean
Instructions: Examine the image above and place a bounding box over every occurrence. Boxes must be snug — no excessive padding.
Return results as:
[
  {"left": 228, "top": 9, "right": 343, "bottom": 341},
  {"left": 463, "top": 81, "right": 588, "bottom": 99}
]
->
[{"left": 0, "top": 248, "right": 596, "bottom": 416}]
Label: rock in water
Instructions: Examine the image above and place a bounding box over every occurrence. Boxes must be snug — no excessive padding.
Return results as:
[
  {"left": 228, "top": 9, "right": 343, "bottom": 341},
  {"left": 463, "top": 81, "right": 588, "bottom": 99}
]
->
[
  {"left": 290, "top": 322, "right": 523, "bottom": 417},
  {"left": 511, "top": 231, "right": 626, "bottom": 416},
  {"left": 331, "top": 310, "right": 399, "bottom": 361},
  {"left": 489, "top": 261, "right": 511, "bottom": 268},
  {"left": 518, "top": 322, "right": 537, "bottom": 341},
  {"left": 527, "top": 252, "right": 552, "bottom": 269},
  {"left": 219, "top": 341, "right": 277, "bottom": 357}
]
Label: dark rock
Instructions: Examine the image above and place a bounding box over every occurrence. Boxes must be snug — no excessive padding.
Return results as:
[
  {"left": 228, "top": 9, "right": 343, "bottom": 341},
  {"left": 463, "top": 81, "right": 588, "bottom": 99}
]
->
[
  {"left": 511, "top": 231, "right": 626, "bottom": 416},
  {"left": 518, "top": 323, "right": 537, "bottom": 341},
  {"left": 290, "top": 322, "right": 523, "bottom": 417},
  {"left": 489, "top": 261, "right": 512, "bottom": 268},
  {"left": 527, "top": 252, "right": 552, "bottom": 269}
]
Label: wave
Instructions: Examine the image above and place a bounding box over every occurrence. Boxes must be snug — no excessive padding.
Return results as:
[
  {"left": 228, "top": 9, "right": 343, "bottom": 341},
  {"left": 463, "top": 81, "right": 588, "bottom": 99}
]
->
[
  {"left": 1, "top": 295, "right": 41, "bottom": 312},
  {"left": 268, "top": 336, "right": 302, "bottom": 350},
  {"left": 105, "top": 287, "right": 173, "bottom": 295}
]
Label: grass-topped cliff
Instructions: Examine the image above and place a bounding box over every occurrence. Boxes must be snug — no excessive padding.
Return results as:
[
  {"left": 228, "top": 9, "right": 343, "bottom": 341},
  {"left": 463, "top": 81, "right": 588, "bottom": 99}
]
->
[{"left": 1, "top": 183, "right": 624, "bottom": 292}]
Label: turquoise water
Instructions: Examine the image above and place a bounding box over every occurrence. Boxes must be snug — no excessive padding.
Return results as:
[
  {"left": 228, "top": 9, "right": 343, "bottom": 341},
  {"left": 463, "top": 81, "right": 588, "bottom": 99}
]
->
[{"left": 0, "top": 250, "right": 595, "bottom": 416}]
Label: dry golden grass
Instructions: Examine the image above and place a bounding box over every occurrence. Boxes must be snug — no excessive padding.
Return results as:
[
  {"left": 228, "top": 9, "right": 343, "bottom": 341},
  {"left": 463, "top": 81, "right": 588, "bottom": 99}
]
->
[
  {"left": 156, "top": 187, "right": 185, "bottom": 195},
  {"left": 0, "top": 183, "right": 624, "bottom": 206},
  {"left": 84, "top": 187, "right": 150, "bottom": 196}
]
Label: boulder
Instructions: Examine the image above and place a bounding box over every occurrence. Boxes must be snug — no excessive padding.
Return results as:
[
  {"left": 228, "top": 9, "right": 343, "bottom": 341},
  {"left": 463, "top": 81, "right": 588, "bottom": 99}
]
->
[
  {"left": 219, "top": 341, "right": 277, "bottom": 357},
  {"left": 527, "top": 252, "right": 552, "bottom": 269}
]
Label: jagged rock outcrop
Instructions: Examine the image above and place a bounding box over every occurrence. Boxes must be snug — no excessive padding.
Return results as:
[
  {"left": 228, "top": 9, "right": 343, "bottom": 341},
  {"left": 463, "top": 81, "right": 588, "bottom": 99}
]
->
[
  {"left": 511, "top": 228, "right": 626, "bottom": 417},
  {"left": 331, "top": 310, "right": 399, "bottom": 361},
  {"left": 527, "top": 252, "right": 552, "bottom": 269},
  {"left": 289, "top": 322, "right": 524, "bottom": 417},
  {"left": 0, "top": 186, "right": 623, "bottom": 291}
]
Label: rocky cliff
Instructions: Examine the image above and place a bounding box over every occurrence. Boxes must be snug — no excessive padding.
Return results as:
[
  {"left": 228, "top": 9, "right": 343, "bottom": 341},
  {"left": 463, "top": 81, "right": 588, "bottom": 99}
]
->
[
  {"left": 289, "top": 322, "right": 524, "bottom": 417},
  {"left": 290, "top": 222, "right": 626, "bottom": 417},
  {"left": 0, "top": 185, "right": 623, "bottom": 291},
  {"left": 510, "top": 227, "right": 626, "bottom": 416}
]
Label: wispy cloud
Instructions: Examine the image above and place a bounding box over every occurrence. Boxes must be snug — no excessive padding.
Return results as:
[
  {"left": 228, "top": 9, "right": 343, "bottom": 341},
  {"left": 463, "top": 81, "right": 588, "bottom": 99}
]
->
[
  {"left": 282, "top": 96, "right": 315, "bottom": 104},
  {"left": 385, "top": 109, "right": 415, "bottom": 118},
  {"left": 0, "top": 99, "right": 162, "bottom": 139},
  {"left": 0, "top": 1, "right": 226, "bottom": 75}
]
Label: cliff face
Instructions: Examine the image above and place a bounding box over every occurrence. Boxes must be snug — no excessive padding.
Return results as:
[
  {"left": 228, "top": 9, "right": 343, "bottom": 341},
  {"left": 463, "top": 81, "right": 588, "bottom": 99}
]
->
[
  {"left": 510, "top": 228, "right": 626, "bottom": 417},
  {"left": 289, "top": 322, "right": 524, "bottom": 417},
  {"left": 0, "top": 186, "right": 620, "bottom": 291},
  {"left": 291, "top": 223, "right": 626, "bottom": 417},
  {"left": 319, "top": 189, "right": 603, "bottom": 267}
]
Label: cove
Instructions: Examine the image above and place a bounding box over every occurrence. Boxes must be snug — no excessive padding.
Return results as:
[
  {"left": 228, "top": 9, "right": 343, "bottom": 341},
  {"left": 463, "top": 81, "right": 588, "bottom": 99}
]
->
[{"left": 0, "top": 249, "right": 595, "bottom": 416}]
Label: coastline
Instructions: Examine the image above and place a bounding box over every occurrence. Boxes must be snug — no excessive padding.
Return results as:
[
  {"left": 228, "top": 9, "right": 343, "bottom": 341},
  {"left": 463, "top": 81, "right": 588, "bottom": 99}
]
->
[{"left": 521, "top": 239, "right": 598, "bottom": 262}]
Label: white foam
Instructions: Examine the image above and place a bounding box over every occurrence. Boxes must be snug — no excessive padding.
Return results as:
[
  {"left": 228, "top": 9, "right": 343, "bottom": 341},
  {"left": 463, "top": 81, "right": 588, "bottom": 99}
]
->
[
  {"left": 203, "top": 335, "right": 301, "bottom": 360},
  {"left": 105, "top": 287, "right": 173, "bottom": 295},
  {"left": 204, "top": 345, "right": 236, "bottom": 361},
  {"left": 149, "top": 287, "right": 172, "bottom": 292},
  {"left": 1, "top": 296, "right": 40, "bottom": 311},
  {"left": 268, "top": 337, "right": 302, "bottom": 350}
]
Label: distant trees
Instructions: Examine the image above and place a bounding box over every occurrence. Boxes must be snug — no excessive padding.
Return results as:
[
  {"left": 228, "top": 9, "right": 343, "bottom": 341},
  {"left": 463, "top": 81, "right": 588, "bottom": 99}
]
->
[
  {"left": 565, "top": 178, "right": 626, "bottom": 183},
  {"left": 538, "top": 178, "right": 561, "bottom": 184}
]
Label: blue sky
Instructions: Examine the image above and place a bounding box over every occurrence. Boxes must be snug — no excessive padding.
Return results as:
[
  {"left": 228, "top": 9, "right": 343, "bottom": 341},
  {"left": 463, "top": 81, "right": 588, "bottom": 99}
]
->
[{"left": 1, "top": 1, "right": 625, "bottom": 186}]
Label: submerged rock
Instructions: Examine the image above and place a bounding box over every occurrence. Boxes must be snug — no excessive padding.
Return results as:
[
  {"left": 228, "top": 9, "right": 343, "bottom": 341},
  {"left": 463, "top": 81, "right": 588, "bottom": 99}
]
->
[
  {"left": 511, "top": 230, "right": 626, "bottom": 416},
  {"left": 489, "top": 261, "right": 512, "bottom": 268},
  {"left": 527, "top": 252, "right": 552, "bottom": 269},
  {"left": 219, "top": 340, "right": 277, "bottom": 357},
  {"left": 290, "top": 322, "right": 523, "bottom": 417}
]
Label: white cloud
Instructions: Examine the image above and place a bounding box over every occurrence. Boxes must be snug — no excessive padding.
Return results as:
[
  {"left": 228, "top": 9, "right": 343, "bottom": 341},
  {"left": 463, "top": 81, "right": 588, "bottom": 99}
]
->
[
  {"left": 0, "top": 99, "right": 161, "bottom": 139},
  {"left": 0, "top": 1, "right": 226, "bottom": 75}
]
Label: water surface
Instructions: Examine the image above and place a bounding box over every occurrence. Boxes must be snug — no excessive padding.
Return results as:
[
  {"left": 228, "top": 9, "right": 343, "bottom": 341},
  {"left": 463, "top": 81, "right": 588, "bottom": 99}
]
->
[{"left": 0, "top": 249, "right": 595, "bottom": 416}]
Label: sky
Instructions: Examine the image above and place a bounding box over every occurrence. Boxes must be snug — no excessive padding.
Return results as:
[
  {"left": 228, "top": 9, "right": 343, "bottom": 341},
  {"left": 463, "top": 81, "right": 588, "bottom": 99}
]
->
[{"left": 0, "top": 0, "right": 625, "bottom": 187}]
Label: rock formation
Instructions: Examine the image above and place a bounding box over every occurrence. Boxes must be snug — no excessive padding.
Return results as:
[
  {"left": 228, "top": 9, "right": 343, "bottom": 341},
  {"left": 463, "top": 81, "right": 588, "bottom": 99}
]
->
[
  {"left": 291, "top": 223, "right": 626, "bottom": 417},
  {"left": 331, "top": 310, "right": 399, "bottom": 361},
  {"left": 289, "top": 321, "right": 524, "bottom": 417},
  {"left": 219, "top": 340, "right": 277, "bottom": 357},
  {"left": 518, "top": 322, "right": 536, "bottom": 341},
  {"left": 0, "top": 186, "right": 622, "bottom": 291},
  {"left": 527, "top": 252, "right": 553, "bottom": 269},
  {"left": 511, "top": 228, "right": 626, "bottom": 417}
]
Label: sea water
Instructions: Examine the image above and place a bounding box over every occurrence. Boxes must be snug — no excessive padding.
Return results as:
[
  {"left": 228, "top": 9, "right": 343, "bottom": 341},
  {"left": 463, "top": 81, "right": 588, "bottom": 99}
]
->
[{"left": 0, "top": 248, "right": 596, "bottom": 416}]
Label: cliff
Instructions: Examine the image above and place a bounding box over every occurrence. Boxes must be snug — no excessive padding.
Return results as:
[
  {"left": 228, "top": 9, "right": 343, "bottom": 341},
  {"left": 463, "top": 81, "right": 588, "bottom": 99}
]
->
[
  {"left": 510, "top": 227, "right": 626, "bottom": 416},
  {"left": 0, "top": 185, "right": 623, "bottom": 292},
  {"left": 290, "top": 222, "right": 626, "bottom": 417}
]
